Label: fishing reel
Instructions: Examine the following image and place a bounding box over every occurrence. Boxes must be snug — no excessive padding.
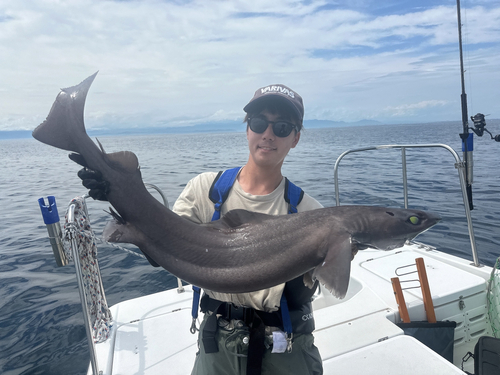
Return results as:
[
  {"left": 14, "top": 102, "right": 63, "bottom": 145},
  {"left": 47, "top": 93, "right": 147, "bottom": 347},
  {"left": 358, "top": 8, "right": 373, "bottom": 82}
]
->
[{"left": 469, "top": 113, "right": 500, "bottom": 142}]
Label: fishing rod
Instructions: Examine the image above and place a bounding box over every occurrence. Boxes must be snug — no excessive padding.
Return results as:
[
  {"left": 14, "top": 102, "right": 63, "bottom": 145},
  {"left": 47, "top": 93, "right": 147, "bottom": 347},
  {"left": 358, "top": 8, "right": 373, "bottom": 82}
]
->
[
  {"left": 456, "top": 0, "right": 473, "bottom": 210},
  {"left": 455, "top": 0, "right": 500, "bottom": 211}
]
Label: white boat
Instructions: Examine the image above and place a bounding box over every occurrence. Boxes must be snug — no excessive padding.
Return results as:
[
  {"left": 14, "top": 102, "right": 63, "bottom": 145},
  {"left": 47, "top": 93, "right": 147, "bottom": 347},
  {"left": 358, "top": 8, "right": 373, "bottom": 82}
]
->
[
  {"left": 37, "top": 141, "right": 499, "bottom": 375},
  {"left": 88, "top": 241, "right": 495, "bottom": 375},
  {"left": 36, "top": 3, "right": 499, "bottom": 372}
]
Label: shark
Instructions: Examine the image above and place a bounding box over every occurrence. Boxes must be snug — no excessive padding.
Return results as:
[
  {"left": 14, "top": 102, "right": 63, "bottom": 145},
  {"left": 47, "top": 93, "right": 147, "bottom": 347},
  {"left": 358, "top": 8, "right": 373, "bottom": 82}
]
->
[{"left": 32, "top": 72, "right": 441, "bottom": 298}]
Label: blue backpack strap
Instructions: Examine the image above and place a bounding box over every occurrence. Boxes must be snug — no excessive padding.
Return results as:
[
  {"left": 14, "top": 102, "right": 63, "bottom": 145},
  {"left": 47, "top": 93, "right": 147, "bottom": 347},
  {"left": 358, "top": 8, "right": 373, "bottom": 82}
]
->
[
  {"left": 192, "top": 172, "right": 304, "bottom": 344},
  {"left": 209, "top": 167, "right": 241, "bottom": 221},
  {"left": 284, "top": 177, "right": 304, "bottom": 214},
  {"left": 280, "top": 178, "right": 303, "bottom": 350},
  {"left": 280, "top": 293, "right": 294, "bottom": 352},
  {"left": 191, "top": 167, "right": 241, "bottom": 333},
  {"left": 190, "top": 285, "right": 202, "bottom": 334}
]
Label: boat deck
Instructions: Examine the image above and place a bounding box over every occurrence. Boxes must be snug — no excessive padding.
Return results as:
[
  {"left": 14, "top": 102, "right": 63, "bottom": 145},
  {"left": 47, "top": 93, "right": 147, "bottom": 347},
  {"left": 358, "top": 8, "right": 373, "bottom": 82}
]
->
[{"left": 90, "top": 242, "right": 493, "bottom": 374}]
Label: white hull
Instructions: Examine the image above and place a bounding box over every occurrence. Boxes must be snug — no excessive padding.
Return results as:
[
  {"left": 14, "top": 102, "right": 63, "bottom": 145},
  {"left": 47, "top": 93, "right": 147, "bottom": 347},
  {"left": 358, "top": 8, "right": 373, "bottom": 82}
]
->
[{"left": 89, "top": 242, "right": 494, "bottom": 374}]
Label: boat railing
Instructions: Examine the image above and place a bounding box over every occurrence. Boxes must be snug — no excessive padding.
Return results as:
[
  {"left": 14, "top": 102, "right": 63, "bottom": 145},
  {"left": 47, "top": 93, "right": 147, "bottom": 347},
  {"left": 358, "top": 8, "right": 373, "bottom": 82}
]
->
[
  {"left": 38, "top": 183, "right": 183, "bottom": 375},
  {"left": 65, "top": 198, "right": 101, "bottom": 375},
  {"left": 333, "top": 143, "right": 480, "bottom": 267}
]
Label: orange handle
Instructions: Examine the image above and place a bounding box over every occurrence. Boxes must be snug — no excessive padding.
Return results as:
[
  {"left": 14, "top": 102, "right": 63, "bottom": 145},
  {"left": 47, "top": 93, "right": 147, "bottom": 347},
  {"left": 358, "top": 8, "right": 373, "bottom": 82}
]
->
[
  {"left": 416, "top": 258, "right": 437, "bottom": 323},
  {"left": 391, "top": 277, "right": 411, "bottom": 323}
]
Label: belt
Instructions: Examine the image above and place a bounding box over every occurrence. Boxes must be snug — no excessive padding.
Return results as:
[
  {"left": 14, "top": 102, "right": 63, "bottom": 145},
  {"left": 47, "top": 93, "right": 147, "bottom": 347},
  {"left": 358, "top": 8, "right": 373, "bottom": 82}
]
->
[
  {"left": 200, "top": 294, "right": 283, "bottom": 328},
  {"left": 219, "top": 302, "right": 283, "bottom": 328},
  {"left": 200, "top": 294, "right": 315, "bottom": 334}
]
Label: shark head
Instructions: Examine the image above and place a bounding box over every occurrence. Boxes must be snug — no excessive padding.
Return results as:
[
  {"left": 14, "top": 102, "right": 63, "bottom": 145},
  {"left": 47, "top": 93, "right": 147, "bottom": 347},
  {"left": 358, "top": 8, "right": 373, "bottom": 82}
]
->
[{"left": 351, "top": 207, "right": 441, "bottom": 251}]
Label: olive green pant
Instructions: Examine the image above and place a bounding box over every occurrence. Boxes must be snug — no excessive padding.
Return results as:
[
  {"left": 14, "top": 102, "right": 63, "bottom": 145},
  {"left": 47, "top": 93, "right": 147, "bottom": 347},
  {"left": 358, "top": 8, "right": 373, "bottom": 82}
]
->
[{"left": 191, "top": 314, "right": 323, "bottom": 375}]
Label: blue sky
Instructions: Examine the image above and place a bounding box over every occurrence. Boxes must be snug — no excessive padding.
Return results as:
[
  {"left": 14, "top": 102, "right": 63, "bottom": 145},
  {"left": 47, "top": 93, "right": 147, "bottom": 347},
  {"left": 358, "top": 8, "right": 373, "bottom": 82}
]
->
[{"left": 0, "top": 0, "right": 499, "bottom": 131}]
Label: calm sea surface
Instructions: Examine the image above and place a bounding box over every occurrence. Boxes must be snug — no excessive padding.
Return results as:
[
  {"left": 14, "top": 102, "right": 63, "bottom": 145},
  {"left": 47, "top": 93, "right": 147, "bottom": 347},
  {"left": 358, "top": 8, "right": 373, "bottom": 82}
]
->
[{"left": 1, "top": 121, "right": 499, "bottom": 374}]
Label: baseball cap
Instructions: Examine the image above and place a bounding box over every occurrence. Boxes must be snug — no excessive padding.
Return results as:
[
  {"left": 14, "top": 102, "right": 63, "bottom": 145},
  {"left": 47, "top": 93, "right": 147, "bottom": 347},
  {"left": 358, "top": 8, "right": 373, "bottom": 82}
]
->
[{"left": 243, "top": 84, "right": 304, "bottom": 123}]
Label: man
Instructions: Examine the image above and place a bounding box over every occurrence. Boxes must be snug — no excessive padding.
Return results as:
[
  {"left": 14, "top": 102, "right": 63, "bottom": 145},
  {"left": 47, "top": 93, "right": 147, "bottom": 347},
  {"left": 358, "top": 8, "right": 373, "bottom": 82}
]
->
[
  {"left": 79, "top": 84, "right": 323, "bottom": 374},
  {"left": 172, "top": 84, "right": 323, "bottom": 375}
]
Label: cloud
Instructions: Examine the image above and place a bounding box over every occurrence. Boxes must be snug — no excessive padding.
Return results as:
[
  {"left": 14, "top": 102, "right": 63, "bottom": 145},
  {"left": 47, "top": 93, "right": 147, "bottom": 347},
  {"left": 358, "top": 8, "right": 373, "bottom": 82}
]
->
[
  {"left": 384, "top": 100, "right": 449, "bottom": 117},
  {"left": 0, "top": 0, "right": 499, "bottom": 130}
]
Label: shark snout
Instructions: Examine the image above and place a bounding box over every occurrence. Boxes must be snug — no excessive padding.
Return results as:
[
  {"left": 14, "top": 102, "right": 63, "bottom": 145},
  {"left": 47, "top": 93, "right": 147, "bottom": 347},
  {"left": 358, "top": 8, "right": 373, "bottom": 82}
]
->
[{"left": 423, "top": 211, "right": 442, "bottom": 229}]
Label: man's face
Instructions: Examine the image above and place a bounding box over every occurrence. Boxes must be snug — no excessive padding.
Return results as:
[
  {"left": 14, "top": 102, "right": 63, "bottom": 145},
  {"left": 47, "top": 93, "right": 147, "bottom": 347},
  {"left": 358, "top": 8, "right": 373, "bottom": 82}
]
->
[{"left": 246, "top": 109, "right": 300, "bottom": 170}]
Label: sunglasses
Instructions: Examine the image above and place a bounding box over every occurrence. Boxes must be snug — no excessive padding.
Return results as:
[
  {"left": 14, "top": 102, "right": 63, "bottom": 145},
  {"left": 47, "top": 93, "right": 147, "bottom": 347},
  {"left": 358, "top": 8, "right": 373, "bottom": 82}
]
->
[{"left": 248, "top": 117, "right": 297, "bottom": 138}]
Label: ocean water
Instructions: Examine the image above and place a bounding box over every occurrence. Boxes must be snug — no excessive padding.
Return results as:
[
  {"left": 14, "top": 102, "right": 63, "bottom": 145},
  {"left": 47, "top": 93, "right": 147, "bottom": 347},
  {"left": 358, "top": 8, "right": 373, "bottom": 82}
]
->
[{"left": 1, "top": 121, "right": 499, "bottom": 374}]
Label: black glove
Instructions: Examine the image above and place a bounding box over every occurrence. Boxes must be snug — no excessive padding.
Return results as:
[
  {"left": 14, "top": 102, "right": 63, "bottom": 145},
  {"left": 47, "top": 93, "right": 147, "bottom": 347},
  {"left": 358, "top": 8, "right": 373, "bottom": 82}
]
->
[
  {"left": 69, "top": 153, "right": 110, "bottom": 201},
  {"left": 77, "top": 168, "right": 110, "bottom": 201},
  {"left": 70, "top": 153, "right": 159, "bottom": 267}
]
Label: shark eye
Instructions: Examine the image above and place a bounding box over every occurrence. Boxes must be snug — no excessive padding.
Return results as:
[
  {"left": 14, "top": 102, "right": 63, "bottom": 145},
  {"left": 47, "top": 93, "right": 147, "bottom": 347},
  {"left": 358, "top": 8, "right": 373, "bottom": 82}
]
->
[{"left": 408, "top": 216, "right": 420, "bottom": 225}]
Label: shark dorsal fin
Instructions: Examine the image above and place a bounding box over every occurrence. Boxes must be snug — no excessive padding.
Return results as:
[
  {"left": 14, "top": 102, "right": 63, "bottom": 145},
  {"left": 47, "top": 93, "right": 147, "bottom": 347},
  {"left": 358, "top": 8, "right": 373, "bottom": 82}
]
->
[{"left": 207, "top": 209, "right": 273, "bottom": 229}]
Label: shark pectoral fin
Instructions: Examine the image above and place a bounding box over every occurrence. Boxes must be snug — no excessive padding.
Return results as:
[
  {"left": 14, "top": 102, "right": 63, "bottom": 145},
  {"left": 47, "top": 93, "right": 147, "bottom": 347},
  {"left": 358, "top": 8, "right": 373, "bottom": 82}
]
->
[
  {"left": 103, "top": 208, "right": 141, "bottom": 245},
  {"left": 312, "top": 237, "right": 352, "bottom": 299},
  {"left": 102, "top": 220, "right": 160, "bottom": 267},
  {"left": 303, "top": 271, "right": 315, "bottom": 289},
  {"left": 103, "top": 220, "right": 136, "bottom": 244}
]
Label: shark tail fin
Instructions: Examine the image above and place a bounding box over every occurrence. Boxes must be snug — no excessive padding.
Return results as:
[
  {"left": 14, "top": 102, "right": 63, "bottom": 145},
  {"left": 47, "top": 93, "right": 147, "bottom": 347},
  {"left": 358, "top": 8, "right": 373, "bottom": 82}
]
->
[{"left": 32, "top": 72, "right": 98, "bottom": 153}]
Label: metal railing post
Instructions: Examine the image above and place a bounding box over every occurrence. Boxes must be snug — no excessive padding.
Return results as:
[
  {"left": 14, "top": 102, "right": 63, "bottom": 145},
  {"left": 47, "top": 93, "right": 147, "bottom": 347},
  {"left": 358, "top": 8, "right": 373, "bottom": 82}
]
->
[
  {"left": 333, "top": 144, "right": 480, "bottom": 266},
  {"left": 67, "top": 204, "right": 100, "bottom": 375},
  {"left": 401, "top": 147, "right": 408, "bottom": 209}
]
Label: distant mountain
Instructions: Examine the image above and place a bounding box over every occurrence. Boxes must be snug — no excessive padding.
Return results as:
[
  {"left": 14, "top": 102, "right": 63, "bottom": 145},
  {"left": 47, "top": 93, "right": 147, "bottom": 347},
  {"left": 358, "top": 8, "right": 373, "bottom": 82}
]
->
[
  {"left": 0, "top": 121, "right": 246, "bottom": 140},
  {"left": 304, "top": 119, "right": 382, "bottom": 129},
  {"left": 0, "top": 118, "right": 441, "bottom": 140},
  {"left": 352, "top": 119, "right": 383, "bottom": 126},
  {"left": 0, "top": 130, "right": 34, "bottom": 139},
  {"left": 7, "top": 119, "right": 500, "bottom": 140},
  {"left": 97, "top": 121, "right": 245, "bottom": 136}
]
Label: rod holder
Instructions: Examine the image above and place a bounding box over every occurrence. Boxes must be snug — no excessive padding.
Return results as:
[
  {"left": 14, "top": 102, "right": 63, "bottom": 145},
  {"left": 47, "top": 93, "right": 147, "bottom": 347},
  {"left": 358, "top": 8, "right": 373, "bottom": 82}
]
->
[{"left": 38, "top": 196, "right": 68, "bottom": 267}]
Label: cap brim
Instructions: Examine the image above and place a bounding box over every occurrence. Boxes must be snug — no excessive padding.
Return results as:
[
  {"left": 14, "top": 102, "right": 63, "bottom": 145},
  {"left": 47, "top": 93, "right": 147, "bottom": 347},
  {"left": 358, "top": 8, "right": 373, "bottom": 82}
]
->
[{"left": 243, "top": 95, "right": 302, "bottom": 121}]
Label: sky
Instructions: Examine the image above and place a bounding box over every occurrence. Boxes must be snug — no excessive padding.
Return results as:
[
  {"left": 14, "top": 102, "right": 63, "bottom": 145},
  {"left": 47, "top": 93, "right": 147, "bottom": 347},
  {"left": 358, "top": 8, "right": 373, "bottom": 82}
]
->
[{"left": 1, "top": 0, "right": 499, "bottom": 131}]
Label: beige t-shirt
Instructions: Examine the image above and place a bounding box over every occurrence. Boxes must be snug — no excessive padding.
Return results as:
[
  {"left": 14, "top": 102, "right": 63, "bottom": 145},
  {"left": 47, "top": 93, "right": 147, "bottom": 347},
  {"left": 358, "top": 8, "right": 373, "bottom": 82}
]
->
[{"left": 172, "top": 170, "right": 323, "bottom": 312}]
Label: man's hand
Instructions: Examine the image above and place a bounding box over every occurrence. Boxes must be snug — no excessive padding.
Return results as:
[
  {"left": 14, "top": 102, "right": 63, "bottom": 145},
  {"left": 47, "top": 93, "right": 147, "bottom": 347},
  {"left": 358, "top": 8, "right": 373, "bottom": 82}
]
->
[
  {"left": 77, "top": 168, "right": 110, "bottom": 201},
  {"left": 69, "top": 152, "right": 110, "bottom": 201}
]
